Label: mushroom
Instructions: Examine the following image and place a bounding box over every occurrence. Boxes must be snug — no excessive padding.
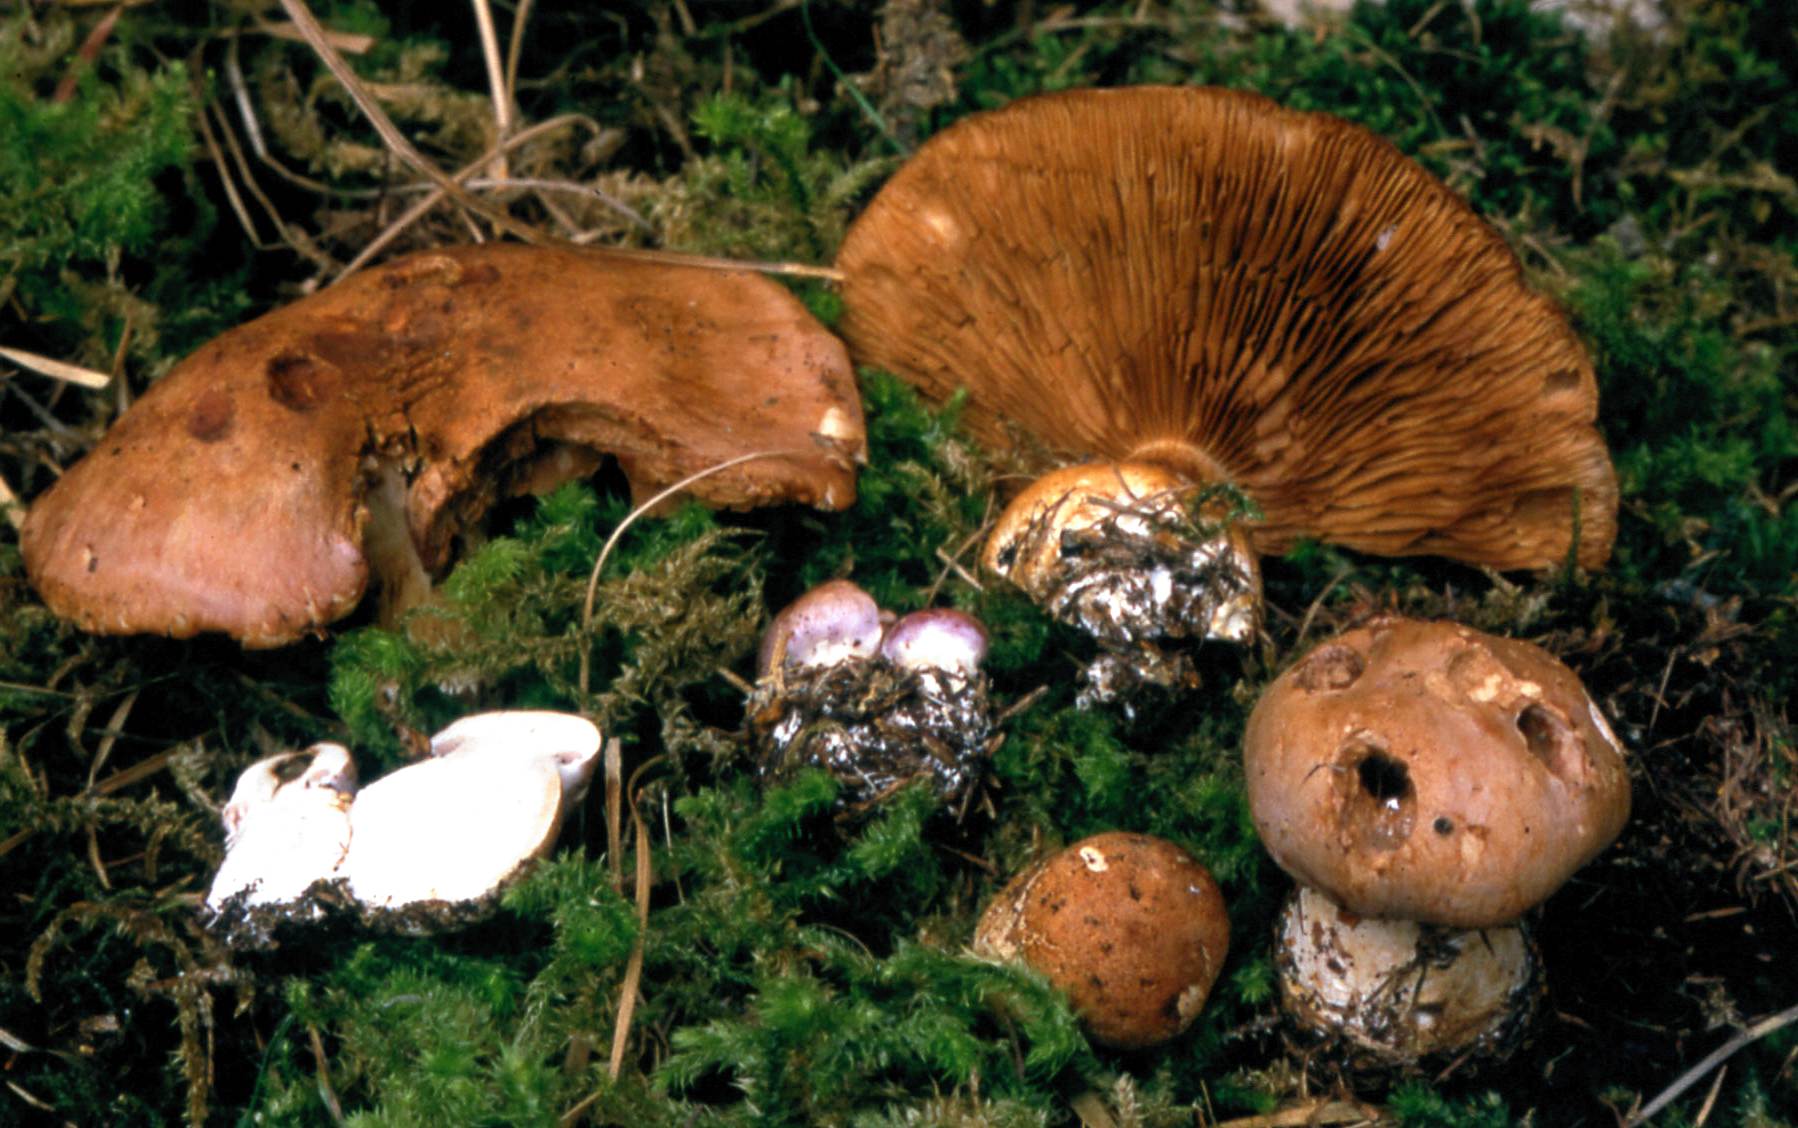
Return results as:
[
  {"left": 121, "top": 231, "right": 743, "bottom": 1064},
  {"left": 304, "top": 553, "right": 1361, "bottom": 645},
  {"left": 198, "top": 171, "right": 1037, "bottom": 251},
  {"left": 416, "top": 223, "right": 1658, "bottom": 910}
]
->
[
  {"left": 835, "top": 86, "right": 1617, "bottom": 685},
  {"left": 340, "top": 710, "right": 601, "bottom": 927},
  {"left": 1242, "top": 617, "right": 1629, "bottom": 1068},
  {"left": 22, "top": 244, "right": 866, "bottom": 647},
  {"left": 755, "top": 578, "right": 887, "bottom": 677},
  {"left": 205, "top": 743, "right": 357, "bottom": 923},
  {"left": 973, "top": 831, "right": 1230, "bottom": 1049},
  {"left": 748, "top": 580, "right": 994, "bottom": 813},
  {"left": 878, "top": 606, "right": 990, "bottom": 680}
]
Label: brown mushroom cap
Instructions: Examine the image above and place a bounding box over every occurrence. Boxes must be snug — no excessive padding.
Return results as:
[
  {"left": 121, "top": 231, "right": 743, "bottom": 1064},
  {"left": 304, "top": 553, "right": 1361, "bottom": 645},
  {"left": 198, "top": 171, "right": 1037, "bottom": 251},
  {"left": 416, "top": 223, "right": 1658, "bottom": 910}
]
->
[
  {"left": 836, "top": 85, "right": 1616, "bottom": 571},
  {"left": 1243, "top": 617, "right": 1630, "bottom": 928},
  {"left": 974, "top": 831, "right": 1230, "bottom": 1049},
  {"left": 21, "top": 244, "right": 865, "bottom": 646}
]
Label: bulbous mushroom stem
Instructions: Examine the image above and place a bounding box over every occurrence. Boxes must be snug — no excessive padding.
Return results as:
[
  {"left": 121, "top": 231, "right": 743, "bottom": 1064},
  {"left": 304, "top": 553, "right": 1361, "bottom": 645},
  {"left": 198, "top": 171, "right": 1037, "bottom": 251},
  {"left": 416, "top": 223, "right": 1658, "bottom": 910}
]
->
[
  {"left": 1275, "top": 884, "right": 1541, "bottom": 1074},
  {"left": 983, "top": 460, "right": 1261, "bottom": 647}
]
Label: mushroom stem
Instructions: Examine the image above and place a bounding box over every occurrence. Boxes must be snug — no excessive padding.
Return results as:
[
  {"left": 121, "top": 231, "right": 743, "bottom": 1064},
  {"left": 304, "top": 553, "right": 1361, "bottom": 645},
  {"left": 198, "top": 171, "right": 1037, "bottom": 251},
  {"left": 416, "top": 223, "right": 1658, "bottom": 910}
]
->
[
  {"left": 1275, "top": 884, "right": 1541, "bottom": 1073},
  {"left": 1125, "top": 437, "right": 1233, "bottom": 487},
  {"left": 361, "top": 458, "right": 436, "bottom": 630},
  {"left": 984, "top": 459, "right": 1262, "bottom": 653}
]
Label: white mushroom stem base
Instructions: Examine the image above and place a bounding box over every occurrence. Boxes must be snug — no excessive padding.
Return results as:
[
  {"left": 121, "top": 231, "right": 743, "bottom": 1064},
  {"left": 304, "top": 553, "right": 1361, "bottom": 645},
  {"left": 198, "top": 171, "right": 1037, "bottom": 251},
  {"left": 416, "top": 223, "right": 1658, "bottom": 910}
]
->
[
  {"left": 1275, "top": 885, "right": 1541, "bottom": 1074},
  {"left": 982, "top": 460, "right": 1260, "bottom": 706},
  {"left": 985, "top": 461, "right": 1261, "bottom": 646}
]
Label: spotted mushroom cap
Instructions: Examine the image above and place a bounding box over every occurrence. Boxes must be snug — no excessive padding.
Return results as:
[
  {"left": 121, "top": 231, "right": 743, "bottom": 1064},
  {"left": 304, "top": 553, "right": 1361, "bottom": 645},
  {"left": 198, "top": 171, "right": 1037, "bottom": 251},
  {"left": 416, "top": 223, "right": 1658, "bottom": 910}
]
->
[
  {"left": 974, "top": 831, "right": 1230, "bottom": 1049},
  {"left": 836, "top": 85, "right": 1617, "bottom": 571},
  {"left": 22, "top": 244, "right": 865, "bottom": 647},
  {"left": 1243, "top": 617, "right": 1631, "bottom": 928}
]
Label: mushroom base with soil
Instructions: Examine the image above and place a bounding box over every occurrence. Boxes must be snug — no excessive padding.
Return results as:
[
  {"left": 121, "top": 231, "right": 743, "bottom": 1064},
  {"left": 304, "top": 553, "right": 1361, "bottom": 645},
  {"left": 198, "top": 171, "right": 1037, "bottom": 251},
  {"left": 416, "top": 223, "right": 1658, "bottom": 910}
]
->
[
  {"left": 750, "top": 583, "right": 996, "bottom": 815},
  {"left": 982, "top": 460, "right": 1260, "bottom": 707},
  {"left": 1274, "top": 885, "right": 1542, "bottom": 1075},
  {"left": 748, "top": 659, "right": 996, "bottom": 816}
]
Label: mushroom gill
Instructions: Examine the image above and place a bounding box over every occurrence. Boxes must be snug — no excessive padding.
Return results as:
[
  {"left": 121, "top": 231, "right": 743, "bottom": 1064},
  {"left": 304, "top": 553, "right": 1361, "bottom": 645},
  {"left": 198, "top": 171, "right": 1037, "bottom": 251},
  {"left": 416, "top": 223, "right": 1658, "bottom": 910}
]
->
[{"left": 835, "top": 85, "right": 1617, "bottom": 579}]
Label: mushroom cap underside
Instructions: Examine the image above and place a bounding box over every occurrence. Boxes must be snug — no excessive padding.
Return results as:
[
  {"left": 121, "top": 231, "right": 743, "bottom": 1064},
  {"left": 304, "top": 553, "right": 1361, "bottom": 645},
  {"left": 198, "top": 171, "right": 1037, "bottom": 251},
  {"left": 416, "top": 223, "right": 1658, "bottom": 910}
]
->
[
  {"left": 1243, "top": 617, "right": 1631, "bottom": 927},
  {"left": 835, "top": 84, "right": 1617, "bottom": 571},
  {"left": 22, "top": 243, "right": 865, "bottom": 646}
]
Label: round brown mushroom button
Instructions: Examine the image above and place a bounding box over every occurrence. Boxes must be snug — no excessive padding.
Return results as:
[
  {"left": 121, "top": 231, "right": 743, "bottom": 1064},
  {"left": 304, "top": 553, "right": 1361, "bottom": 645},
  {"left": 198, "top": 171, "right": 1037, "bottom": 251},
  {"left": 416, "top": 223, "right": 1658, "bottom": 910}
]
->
[
  {"left": 974, "top": 831, "right": 1230, "bottom": 1049},
  {"left": 1243, "top": 617, "right": 1631, "bottom": 928}
]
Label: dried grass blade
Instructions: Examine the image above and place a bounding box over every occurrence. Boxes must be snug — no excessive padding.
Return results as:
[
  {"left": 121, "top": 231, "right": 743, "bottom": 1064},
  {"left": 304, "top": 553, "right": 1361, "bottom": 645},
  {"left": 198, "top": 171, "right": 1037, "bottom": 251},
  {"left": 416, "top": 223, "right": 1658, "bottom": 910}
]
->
[
  {"left": 0, "top": 346, "right": 110, "bottom": 389},
  {"left": 338, "top": 113, "right": 606, "bottom": 279},
  {"left": 0, "top": 469, "right": 24, "bottom": 531},
  {"left": 469, "top": 0, "right": 512, "bottom": 180},
  {"left": 250, "top": 18, "right": 374, "bottom": 53},
  {"left": 606, "top": 770, "right": 656, "bottom": 1081},
  {"left": 275, "top": 0, "right": 546, "bottom": 247}
]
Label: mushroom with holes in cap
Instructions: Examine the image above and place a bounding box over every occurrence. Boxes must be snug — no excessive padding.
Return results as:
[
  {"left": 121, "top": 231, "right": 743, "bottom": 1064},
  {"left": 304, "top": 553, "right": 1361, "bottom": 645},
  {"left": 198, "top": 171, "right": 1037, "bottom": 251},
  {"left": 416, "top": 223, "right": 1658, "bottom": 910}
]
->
[
  {"left": 973, "top": 831, "right": 1231, "bottom": 1049},
  {"left": 748, "top": 580, "right": 995, "bottom": 814},
  {"left": 340, "top": 710, "right": 601, "bottom": 931},
  {"left": 1243, "top": 617, "right": 1628, "bottom": 1069},
  {"left": 21, "top": 244, "right": 865, "bottom": 647},
  {"left": 836, "top": 86, "right": 1617, "bottom": 695}
]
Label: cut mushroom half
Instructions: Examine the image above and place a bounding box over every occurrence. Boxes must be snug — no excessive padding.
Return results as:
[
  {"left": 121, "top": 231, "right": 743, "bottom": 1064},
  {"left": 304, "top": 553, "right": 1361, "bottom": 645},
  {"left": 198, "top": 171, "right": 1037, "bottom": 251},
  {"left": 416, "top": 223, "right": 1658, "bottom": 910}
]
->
[
  {"left": 23, "top": 244, "right": 865, "bottom": 647},
  {"left": 205, "top": 743, "right": 357, "bottom": 918},
  {"left": 201, "top": 711, "right": 602, "bottom": 941},
  {"left": 341, "top": 710, "right": 602, "bottom": 924},
  {"left": 837, "top": 86, "right": 1617, "bottom": 672}
]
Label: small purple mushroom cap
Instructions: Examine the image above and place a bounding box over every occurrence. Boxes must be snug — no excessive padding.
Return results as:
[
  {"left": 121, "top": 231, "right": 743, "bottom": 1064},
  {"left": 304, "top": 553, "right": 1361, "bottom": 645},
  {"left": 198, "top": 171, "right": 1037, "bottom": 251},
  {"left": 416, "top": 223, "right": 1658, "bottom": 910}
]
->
[
  {"left": 757, "top": 579, "right": 886, "bottom": 678},
  {"left": 879, "top": 608, "right": 989, "bottom": 678}
]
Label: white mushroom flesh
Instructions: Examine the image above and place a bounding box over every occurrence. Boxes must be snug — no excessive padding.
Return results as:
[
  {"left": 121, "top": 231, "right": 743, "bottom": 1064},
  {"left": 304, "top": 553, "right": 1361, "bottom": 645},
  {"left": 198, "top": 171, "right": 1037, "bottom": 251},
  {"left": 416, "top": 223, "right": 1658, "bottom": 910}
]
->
[
  {"left": 206, "top": 744, "right": 356, "bottom": 912},
  {"left": 343, "top": 713, "right": 600, "bottom": 911}
]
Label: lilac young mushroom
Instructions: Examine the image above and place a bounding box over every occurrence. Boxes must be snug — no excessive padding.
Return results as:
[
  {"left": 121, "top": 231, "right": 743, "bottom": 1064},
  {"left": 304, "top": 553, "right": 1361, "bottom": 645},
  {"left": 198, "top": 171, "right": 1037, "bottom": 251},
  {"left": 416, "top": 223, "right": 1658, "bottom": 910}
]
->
[
  {"left": 755, "top": 579, "right": 887, "bottom": 679},
  {"left": 749, "top": 581, "right": 996, "bottom": 813},
  {"left": 879, "top": 607, "right": 991, "bottom": 681}
]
